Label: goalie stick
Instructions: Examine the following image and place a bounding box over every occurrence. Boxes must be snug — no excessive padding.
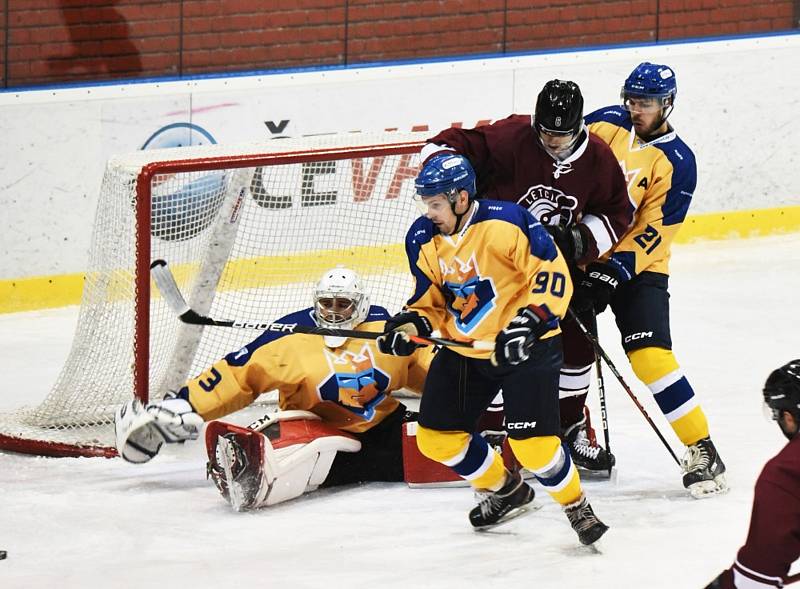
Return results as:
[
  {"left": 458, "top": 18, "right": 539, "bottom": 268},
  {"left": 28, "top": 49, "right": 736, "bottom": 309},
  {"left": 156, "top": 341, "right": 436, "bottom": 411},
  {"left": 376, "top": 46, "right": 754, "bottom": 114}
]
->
[{"left": 150, "top": 260, "right": 494, "bottom": 351}]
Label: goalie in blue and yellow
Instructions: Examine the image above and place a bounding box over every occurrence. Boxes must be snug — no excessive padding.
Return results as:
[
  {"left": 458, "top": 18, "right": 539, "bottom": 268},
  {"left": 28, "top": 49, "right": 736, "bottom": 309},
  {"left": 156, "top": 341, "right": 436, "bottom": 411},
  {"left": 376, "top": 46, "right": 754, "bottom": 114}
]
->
[
  {"left": 581, "top": 62, "right": 727, "bottom": 498},
  {"left": 115, "top": 267, "right": 437, "bottom": 510},
  {"left": 377, "top": 153, "right": 608, "bottom": 545}
]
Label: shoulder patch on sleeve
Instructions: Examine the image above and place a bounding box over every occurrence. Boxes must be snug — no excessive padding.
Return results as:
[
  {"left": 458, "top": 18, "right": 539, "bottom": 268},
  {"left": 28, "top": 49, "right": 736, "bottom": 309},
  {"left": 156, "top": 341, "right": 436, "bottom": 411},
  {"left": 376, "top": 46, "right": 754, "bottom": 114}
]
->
[
  {"left": 224, "top": 308, "right": 315, "bottom": 366},
  {"left": 366, "top": 305, "right": 391, "bottom": 321},
  {"left": 479, "top": 201, "right": 558, "bottom": 261},
  {"left": 585, "top": 105, "right": 630, "bottom": 129}
]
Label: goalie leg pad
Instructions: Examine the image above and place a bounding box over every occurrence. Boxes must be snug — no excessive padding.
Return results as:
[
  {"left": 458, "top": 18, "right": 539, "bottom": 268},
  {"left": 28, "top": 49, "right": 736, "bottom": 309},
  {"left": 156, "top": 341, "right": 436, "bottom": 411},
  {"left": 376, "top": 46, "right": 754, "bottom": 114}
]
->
[{"left": 205, "top": 418, "right": 361, "bottom": 511}]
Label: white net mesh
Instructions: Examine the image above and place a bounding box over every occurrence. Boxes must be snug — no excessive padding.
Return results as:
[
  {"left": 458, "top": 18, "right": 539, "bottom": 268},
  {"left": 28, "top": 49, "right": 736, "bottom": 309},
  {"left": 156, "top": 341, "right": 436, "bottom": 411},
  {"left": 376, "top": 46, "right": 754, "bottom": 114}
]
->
[{"left": 0, "top": 132, "right": 427, "bottom": 456}]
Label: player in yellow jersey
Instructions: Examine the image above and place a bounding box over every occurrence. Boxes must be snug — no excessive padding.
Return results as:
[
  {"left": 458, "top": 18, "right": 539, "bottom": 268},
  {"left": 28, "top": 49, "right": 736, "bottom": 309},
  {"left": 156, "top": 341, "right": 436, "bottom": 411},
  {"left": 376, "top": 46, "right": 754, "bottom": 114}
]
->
[
  {"left": 581, "top": 62, "right": 727, "bottom": 497},
  {"left": 114, "top": 267, "right": 435, "bottom": 510},
  {"left": 377, "top": 153, "right": 608, "bottom": 544}
]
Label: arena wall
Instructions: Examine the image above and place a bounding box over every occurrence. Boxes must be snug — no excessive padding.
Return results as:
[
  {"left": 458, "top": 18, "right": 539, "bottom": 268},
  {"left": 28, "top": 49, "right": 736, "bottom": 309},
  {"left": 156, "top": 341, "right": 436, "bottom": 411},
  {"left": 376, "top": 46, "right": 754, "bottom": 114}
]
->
[
  {"left": 2, "top": 0, "right": 795, "bottom": 88},
  {"left": 0, "top": 32, "right": 798, "bottom": 312}
]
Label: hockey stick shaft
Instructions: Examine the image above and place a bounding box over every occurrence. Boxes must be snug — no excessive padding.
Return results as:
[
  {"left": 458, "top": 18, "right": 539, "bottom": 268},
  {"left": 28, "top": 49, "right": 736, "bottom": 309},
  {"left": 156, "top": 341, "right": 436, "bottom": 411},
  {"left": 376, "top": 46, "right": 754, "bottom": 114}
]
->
[
  {"left": 588, "top": 310, "right": 612, "bottom": 477},
  {"left": 150, "top": 260, "right": 494, "bottom": 351},
  {"left": 569, "top": 309, "right": 681, "bottom": 467}
]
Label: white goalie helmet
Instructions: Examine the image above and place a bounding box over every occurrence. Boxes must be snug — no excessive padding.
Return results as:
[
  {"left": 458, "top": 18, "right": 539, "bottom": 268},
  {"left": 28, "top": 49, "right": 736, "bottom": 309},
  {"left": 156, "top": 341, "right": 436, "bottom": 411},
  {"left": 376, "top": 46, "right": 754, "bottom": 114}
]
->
[{"left": 313, "top": 267, "right": 370, "bottom": 347}]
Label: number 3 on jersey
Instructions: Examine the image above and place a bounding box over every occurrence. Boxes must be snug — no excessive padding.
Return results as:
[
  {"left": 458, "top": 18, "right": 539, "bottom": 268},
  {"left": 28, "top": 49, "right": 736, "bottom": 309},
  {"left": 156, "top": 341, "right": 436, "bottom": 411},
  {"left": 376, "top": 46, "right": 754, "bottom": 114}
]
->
[{"left": 532, "top": 271, "right": 567, "bottom": 297}]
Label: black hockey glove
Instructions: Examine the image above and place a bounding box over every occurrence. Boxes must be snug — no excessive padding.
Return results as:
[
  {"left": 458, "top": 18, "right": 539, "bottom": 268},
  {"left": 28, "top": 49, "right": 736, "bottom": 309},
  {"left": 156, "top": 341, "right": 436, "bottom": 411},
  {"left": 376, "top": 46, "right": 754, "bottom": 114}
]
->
[
  {"left": 545, "top": 222, "right": 588, "bottom": 263},
  {"left": 492, "top": 305, "right": 552, "bottom": 367},
  {"left": 571, "top": 262, "right": 620, "bottom": 315},
  {"left": 377, "top": 311, "right": 433, "bottom": 356}
]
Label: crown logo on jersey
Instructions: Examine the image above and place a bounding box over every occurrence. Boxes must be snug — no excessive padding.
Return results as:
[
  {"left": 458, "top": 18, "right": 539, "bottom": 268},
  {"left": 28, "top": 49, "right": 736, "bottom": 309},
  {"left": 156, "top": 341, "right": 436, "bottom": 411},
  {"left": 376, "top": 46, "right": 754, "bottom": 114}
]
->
[
  {"left": 440, "top": 253, "right": 497, "bottom": 335},
  {"left": 318, "top": 345, "right": 390, "bottom": 418},
  {"left": 441, "top": 254, "right": 480, "bottom": 320}
]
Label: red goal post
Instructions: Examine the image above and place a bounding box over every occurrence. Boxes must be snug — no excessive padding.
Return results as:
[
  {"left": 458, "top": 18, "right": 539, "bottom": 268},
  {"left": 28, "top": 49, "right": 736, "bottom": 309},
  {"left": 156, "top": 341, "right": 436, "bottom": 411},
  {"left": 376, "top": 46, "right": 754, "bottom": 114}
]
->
[{"left": 0, "top": 131, "right": 428, "bottom": 458}]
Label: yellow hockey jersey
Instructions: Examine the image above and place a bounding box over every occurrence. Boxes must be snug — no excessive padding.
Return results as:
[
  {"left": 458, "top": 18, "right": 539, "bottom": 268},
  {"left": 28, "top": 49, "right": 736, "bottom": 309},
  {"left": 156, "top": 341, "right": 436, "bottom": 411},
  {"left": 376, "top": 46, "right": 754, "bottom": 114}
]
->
[
  {"left": 403, "top": 199, "right": 572, "bottom": 359},
  {"left": 178, "top": 306, "right": 433, "bottom": 433},
  {"left": 585, "top": 105, "right": 697, "bottom": 280}
]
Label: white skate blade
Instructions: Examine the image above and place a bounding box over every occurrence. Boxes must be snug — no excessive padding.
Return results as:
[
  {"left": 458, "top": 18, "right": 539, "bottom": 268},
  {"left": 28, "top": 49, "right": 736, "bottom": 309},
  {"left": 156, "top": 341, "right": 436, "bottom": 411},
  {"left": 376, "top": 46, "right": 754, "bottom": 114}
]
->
[
  {"left": 688, "top": 473, "right": 729, "bottom": 499},
  {"left": 217, "top": 436, "right": 246, "bottom": 512},
  {"left": 473, "top": 500, "right": 542, "bottom": 532}
]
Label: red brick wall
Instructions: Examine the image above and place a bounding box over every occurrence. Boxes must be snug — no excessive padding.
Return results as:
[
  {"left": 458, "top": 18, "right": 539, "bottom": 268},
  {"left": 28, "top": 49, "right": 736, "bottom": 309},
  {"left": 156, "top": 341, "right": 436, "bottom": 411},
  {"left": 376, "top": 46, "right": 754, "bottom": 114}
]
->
[{"left": 2, "top": 0, "right": 796, "bottom": 88}]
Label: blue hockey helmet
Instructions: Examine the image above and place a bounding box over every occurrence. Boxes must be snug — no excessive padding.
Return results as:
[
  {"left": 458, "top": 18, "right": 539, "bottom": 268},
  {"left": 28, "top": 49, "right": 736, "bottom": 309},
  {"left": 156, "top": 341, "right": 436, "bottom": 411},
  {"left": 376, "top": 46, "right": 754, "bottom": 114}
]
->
[
  {"left": 415, "top": 153, "right": 477, "bottom": 202},
  {"left": 622, "top": 62, "right": 677, "bottom": 106}
]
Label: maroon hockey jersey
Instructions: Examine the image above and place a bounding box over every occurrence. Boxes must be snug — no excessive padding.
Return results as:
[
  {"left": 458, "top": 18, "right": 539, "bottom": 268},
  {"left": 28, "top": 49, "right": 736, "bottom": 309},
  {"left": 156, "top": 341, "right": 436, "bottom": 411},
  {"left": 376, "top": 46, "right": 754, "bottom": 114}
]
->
[
  {"left": 424, "top": 115, "right": 632, "bottom": 266},
  {"left": 713, "top": 435, "right": 800, "bottom": 588}
]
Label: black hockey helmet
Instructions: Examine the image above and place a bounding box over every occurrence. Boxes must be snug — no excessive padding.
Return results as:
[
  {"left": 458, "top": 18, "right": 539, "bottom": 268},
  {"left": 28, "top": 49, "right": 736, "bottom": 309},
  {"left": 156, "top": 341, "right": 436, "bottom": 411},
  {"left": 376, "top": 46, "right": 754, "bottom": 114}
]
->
[
  {"left": 764, "top": 360, "right": 800, "bottom": 438},
  {"left": 534, "top": 79, "right": 584, "bottom": 137},
  {"left": 764, "top": 360, "right": 800, "bottom": 414}
]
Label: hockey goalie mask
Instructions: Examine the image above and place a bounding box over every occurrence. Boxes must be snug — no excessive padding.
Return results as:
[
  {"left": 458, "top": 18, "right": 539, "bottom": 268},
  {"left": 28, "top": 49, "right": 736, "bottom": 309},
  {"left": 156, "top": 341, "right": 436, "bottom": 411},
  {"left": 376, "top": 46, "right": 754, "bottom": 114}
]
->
[{"left": 313, "top": 267, "right": 370, "bottom": 348}]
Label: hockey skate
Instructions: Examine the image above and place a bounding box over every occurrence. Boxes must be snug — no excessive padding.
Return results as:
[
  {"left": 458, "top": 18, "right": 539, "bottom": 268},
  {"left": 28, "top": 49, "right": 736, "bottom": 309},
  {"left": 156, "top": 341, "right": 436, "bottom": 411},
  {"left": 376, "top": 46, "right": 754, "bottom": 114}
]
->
[
  {"left": 469, "top": 469, "right": 537, "bottom": 530},
  {"left": 563, "top": 494, "right": 609, "bottom": 545},
  {"left": 563, "top": 410, "right": 615, "bottom": 475},
  {"left": 682, "top": 437, "right": 728, "bottom": 499}
]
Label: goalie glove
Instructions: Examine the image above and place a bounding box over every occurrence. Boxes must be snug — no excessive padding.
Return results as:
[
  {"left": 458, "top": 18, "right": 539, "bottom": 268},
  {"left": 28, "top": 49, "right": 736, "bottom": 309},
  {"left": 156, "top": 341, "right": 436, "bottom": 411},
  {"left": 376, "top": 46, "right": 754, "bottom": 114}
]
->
[
  {"left": 492, "top": 304, "right": 553, "bottom": 367},
  {"left": 115, "top": 396, "right": 204, "bottom": 464},
  {"left": 377, "top": 311, "right": 433, "bottom": 356}
]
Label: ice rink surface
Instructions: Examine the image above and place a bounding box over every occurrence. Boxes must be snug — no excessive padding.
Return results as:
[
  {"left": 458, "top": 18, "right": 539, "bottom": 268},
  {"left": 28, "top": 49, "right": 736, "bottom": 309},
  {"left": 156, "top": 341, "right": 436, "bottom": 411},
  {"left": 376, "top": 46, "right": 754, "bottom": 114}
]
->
[{"left": 1, "top": 233, "right": 799, "bottom": 588}]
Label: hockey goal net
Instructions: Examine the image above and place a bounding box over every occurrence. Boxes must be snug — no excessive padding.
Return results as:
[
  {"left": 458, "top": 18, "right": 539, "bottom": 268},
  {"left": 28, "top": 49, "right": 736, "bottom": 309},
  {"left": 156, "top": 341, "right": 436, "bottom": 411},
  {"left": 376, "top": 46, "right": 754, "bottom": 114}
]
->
[{"left": 0, "top": 131, "right": 427, "bottom": 457}]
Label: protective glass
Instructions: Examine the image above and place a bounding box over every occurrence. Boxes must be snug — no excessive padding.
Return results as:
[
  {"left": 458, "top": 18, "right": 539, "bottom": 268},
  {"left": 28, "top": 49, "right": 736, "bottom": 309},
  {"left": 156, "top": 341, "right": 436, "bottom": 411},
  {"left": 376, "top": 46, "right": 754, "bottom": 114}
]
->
[
  {"left": 538, "top": 128, "right": 578, "bottom": 159},
  {"left": 412, "top": 192, "right": 453, "bottom": 216},
  {"left": 762, "top": 401, "right": 780, "bottom": 423},
  {"left": 539, "top": 128, "right": 576, "bottom": 146},
  {"left": 620, "top": 91, "right": 669, "bottom": 113}
]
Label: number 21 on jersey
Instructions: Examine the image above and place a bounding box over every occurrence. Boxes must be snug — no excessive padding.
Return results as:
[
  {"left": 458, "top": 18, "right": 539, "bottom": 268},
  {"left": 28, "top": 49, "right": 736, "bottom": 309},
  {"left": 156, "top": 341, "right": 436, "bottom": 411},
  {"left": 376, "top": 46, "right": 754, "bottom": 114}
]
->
[{"left": 633, "top": 224, "right": 662, "bottom": 254}]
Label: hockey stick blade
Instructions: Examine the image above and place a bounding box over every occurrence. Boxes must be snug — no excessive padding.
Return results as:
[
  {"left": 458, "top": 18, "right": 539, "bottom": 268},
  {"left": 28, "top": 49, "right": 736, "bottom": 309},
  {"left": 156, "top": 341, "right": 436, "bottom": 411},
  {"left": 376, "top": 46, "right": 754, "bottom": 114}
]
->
[
  {"left": 150, "top": 260, "right": 493, "bottom": 351},
  {"left": 150, "top": 259, "right": 191, "bottom": 316}
]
